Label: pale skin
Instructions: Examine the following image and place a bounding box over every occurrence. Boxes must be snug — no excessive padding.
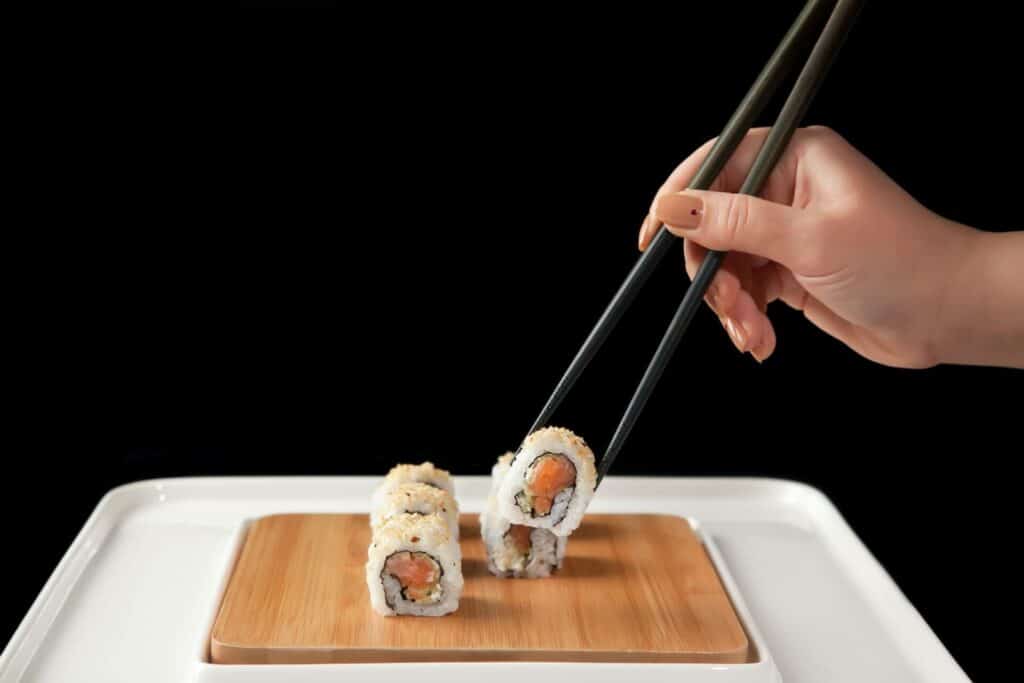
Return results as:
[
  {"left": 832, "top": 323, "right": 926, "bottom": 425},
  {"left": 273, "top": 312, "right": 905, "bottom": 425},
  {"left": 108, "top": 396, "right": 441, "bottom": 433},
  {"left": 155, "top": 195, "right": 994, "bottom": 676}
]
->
[{"left": 638, "top": 126, "right": 1024, "bottom": 370}]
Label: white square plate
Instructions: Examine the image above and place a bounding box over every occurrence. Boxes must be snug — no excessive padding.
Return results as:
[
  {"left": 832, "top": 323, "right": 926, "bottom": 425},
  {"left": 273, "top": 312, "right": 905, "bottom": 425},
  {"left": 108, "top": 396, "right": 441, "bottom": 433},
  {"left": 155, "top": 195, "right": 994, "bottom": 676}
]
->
[{"left": 0, "top": 477, "right": 968, "bottom": 682}]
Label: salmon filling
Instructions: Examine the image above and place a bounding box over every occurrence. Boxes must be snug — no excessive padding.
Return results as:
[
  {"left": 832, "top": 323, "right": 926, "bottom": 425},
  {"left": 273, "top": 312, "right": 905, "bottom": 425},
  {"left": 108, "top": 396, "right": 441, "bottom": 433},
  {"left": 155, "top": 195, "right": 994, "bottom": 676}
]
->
[
  {"left": 383, "top": 551, "right": 442, "bottom": 604},
  {"left": 515, "top": 453, "right": 577, "bottom": 518},
  {"left": 505, "top": 524, "right": 532, "bottom": 557}
]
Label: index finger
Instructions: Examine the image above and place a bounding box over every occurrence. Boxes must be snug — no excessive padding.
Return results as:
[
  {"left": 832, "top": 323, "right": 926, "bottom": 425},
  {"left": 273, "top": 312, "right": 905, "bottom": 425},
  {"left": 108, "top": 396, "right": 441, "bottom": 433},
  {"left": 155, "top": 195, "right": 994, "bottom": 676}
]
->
[{"left": 640, "top": 127, "right": 800, "bottom": 250}]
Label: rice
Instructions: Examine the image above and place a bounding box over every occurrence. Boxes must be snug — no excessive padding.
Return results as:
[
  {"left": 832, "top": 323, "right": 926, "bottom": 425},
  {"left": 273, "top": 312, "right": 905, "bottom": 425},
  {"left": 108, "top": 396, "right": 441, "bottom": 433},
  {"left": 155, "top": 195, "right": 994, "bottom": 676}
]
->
[
  {"left": 496, "top": 427, "right": 596, "bottom": 537},
  {"left": 370, "top": 482, "right": 460, "bottom": 539}
]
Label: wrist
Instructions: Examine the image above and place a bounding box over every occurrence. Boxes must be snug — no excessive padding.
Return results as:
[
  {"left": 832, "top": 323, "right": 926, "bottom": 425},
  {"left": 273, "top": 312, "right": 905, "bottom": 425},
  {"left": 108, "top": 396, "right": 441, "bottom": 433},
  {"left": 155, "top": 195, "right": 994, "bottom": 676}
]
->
[{"left": 935, "top": 227, "right": 1024, "bottom": 368}]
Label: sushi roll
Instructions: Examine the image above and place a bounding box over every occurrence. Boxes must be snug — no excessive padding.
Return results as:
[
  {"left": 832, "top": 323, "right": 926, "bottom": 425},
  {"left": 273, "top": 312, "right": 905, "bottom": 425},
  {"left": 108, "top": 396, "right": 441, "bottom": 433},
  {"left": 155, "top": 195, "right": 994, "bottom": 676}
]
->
[
  {"left": 480, "top": 451, "right": 567, "bottom": 578},
  {"left": 496, "top": 426, "right": 596, "bottom": 537},
  {"left": 372, "top": 462, "right": 455, "bottom": 500},
  {"left": 366, "top": 512, "right": 462, "bottom": 616},
  {"left": 370, "top": 482, "right": 460, "bottom": 538},
  {"left": 481, "top": 491, "right": 567, "bottom": 578},
  {"left": 488, "top": 451, "right": 515, "bottom": 494}
]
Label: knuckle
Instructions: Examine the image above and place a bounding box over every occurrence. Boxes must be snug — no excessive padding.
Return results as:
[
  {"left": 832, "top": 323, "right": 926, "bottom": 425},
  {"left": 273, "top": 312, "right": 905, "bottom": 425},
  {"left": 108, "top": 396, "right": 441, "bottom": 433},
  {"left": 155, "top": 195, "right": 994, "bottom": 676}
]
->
[
  {"left": 721, "top": 194, "right": 752, "bottom": 243},
  {"left": 792, "top": 126, "right": 846, "bottom": 162},
  {"left": 805, "top": 124, "right": 835, "bottom": 138},
  {"left": 805, "top": 125, "right": 847, "bottom": 147}
]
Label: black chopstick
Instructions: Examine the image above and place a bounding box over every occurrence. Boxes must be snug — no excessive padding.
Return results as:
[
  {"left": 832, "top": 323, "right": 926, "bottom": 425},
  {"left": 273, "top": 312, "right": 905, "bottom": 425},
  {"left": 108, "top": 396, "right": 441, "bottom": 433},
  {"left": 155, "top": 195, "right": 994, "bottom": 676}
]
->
[
  {"left": 525, "top": 0, "right": 835, "bottom": 439},
  {"left": 595, "top": 0, "right": 865, "bottom": 485}
]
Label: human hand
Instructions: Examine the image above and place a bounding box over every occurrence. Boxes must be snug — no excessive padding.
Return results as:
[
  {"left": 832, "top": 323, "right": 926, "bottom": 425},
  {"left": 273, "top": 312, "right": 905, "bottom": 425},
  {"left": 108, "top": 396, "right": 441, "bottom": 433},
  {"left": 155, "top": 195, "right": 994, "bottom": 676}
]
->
[{"left": 639, "top": 126, "right": 1024, "bottom": 369}]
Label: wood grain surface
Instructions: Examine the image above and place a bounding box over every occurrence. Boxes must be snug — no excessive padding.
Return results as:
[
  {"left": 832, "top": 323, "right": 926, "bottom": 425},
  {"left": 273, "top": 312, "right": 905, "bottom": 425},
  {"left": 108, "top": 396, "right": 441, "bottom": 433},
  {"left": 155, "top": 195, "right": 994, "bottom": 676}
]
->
[{"left": 210, "top": 513, "right": 751, "bottom": 664}]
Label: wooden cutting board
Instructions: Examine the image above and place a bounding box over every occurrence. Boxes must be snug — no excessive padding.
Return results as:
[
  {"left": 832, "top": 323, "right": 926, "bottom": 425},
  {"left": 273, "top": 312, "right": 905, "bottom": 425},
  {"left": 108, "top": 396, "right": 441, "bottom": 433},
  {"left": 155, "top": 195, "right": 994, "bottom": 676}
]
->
[{"left": 210, "top": 513, "right": 751, "bottom": 664}]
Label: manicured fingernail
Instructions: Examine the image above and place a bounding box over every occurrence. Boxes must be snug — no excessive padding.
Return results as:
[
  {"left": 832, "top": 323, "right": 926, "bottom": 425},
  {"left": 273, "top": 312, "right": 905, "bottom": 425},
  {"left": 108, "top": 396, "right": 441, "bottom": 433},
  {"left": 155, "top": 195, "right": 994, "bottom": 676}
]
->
[
  {"left": 638, "top": 215, "right": 650, "bottom": 250},
  {"left": 750, "top": 347, "right": 767, "bottom": 363},
  {"left": 707, "top": 283, "right": 721, "bottom": 309},
  {"left": 724, "top": 318, "right": 746, "bottom": 350},
  {"left": 654, "top": 193, "right": 703, "bottom": 230},
  {"left": 740, "top": 319, "right": 756, "bottom": 349},
  {"left": 640, "top": 214, "right": 662, "bottom": 249}
]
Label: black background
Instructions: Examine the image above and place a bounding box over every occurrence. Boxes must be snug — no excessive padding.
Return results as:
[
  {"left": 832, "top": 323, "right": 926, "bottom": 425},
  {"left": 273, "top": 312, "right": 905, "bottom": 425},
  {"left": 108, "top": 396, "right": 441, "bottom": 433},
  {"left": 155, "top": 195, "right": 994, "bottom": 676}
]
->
[
  {"left": 4, "top": 3, "right": 1013, "bottom": 680},
  {"left": 241, "top": 1, "right": 335, "bottom": 6}
]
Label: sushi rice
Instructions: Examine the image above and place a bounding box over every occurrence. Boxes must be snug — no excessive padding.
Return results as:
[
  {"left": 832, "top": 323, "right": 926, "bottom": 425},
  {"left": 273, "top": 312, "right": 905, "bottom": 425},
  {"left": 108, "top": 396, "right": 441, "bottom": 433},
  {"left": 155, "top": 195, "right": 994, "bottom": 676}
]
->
[
  {"left": 496, "top": 426, "right": 596, "bottom": 537},
  {"left": 370, "top": 482, "right": 460, "bottom": 539},
  {"left": 372, "top": 461, "right": 455, "bottom": 499}
]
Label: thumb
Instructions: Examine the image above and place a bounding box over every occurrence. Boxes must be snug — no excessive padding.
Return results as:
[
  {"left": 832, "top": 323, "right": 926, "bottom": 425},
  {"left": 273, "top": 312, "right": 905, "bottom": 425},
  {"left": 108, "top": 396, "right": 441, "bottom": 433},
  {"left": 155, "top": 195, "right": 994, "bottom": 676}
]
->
[{"left": 653, "top": 190, "right": 807, "bottom": 267}]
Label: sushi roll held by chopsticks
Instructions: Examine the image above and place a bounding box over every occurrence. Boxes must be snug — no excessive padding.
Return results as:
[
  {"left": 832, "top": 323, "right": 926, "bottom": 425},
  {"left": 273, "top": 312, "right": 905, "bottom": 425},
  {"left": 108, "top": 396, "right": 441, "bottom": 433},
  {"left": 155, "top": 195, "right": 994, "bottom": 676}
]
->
[
  {"left": 497, "top": 426, "right": 596, "bottom": 537},
  {"left": 481, "top": 452, "right": 567, "bottom": 578}
]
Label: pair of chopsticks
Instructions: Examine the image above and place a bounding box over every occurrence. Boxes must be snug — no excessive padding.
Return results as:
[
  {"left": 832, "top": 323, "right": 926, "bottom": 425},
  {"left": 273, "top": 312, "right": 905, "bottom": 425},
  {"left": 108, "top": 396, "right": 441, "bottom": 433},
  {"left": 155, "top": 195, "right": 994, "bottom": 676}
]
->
[{"left": 525, "top": 0, "right": 864, "bottom": 485}]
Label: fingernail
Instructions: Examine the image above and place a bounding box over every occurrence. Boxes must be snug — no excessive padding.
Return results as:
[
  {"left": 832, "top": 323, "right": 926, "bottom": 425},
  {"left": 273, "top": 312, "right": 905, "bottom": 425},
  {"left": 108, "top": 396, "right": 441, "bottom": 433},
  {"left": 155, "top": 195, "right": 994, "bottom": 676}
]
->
[
  {"left": 707, "top": 283, "right": 721, "bottom": 309},
  {"left": 750, "top": 347, "right": 767, "bottom": 364},
  {"left": 641, "top": 214, "right": 662, "bottom": 249},
  {"left": 724, "top": 318, "right": 746, "bottom": 350},
  {"left": 654, "top": 193, "right": 703, "bottom": 230},
  {"left": 638, "top": 215, "right": 650, "bottom": 250},
  {"left": 740, "top": 319, "right": 756, "bottom": 349}
]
